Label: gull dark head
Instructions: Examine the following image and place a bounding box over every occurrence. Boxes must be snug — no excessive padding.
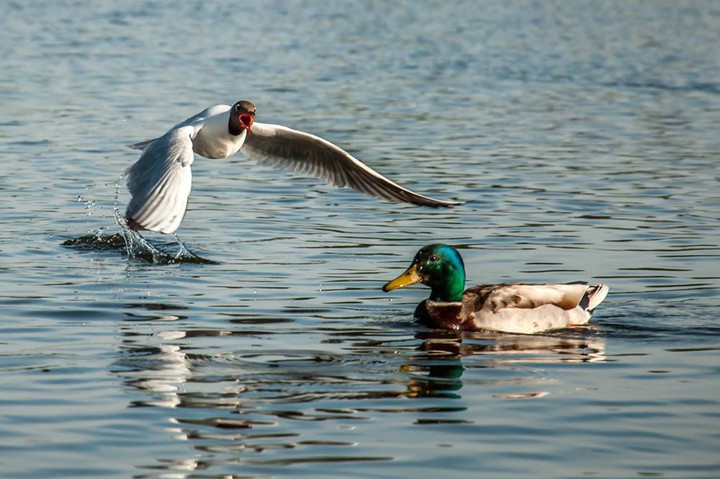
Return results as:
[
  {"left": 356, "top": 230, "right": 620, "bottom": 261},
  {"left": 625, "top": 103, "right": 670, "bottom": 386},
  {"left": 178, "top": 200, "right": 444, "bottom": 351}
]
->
[{"left": 229, "top": 100, "right": 256, "bottom": 136}]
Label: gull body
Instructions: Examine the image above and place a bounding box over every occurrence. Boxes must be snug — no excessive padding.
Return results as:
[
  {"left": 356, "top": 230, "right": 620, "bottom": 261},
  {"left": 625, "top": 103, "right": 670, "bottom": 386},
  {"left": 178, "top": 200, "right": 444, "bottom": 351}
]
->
[{"left": 125, "top": 100, "right": 461, "bottom": 234}]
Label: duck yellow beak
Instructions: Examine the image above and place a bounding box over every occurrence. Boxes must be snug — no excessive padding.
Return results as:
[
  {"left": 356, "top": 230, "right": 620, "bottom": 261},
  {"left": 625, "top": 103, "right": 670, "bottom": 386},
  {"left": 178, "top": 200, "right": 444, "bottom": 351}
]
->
[{"left": 383, "top": 264, "right": 423, "bottom": 292}]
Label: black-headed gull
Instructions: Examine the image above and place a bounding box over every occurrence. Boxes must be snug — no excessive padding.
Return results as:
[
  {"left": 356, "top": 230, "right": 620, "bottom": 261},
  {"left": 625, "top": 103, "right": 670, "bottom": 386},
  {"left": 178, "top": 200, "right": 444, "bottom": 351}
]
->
[{"left": 124, "top": 100, "right": 461, "bottom": 234}]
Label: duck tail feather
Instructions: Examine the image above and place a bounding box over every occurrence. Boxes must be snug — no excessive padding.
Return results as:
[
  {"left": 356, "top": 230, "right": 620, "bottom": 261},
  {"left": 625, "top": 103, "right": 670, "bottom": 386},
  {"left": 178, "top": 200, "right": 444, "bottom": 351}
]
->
[{"left": 584, "top": 284, "right": 609, "bottom": 313}]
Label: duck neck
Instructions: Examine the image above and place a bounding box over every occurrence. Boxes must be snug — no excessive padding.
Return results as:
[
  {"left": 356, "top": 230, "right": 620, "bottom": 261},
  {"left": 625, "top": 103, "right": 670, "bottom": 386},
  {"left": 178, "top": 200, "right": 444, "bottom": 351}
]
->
[{"left": 428, "top": 271, "right": 465, "bottom": 303}]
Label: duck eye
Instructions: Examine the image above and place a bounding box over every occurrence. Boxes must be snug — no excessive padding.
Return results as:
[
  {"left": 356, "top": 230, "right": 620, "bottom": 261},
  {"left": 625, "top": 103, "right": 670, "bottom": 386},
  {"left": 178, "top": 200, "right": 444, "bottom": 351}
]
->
[{"left": 429, "top": 255, "right": 438, "bottom": 262}]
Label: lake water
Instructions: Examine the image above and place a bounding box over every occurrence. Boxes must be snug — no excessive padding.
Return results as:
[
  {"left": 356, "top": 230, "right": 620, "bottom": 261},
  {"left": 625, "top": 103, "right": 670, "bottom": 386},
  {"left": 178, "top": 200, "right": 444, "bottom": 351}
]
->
[{"left": 2, "top": 1, "right": 720, "bottom": 477}]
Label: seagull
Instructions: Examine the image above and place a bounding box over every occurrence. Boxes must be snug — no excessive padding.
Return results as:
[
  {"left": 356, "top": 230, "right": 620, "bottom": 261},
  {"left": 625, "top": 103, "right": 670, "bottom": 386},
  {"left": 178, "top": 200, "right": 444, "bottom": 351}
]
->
[{"left": 124, "top": 100, "right": 461, "bottom": 234}]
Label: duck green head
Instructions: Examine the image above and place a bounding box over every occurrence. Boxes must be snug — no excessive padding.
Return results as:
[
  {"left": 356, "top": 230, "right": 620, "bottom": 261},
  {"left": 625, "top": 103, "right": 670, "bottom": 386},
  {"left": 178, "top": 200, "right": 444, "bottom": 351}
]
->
[{"left": 383, "top": 244, "right": 466, "bottom": 302}]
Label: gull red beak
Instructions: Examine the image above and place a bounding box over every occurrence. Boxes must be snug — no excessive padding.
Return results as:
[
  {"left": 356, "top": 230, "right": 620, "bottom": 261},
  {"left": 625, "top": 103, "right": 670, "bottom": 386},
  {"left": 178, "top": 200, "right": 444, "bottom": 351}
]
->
[{"left": 239, "top": 113, "right": 254, "bottom": 134}]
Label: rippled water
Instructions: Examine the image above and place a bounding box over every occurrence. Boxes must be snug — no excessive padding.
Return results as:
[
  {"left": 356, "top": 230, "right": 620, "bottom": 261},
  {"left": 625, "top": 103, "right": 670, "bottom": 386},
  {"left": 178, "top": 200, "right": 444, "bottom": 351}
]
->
[{"left": 2, "top": 1, "right": 720, "bottom": 478}]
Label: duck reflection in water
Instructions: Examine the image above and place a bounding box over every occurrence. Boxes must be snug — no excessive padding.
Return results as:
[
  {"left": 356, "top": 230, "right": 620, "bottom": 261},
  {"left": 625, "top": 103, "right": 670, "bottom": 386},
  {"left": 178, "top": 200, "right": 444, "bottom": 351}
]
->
[
  {"left": 111, "top": 298, "right": 606, "bottom": 475},
  {"left": 401, "top": 328, "right": 606, "bottom": 399}
]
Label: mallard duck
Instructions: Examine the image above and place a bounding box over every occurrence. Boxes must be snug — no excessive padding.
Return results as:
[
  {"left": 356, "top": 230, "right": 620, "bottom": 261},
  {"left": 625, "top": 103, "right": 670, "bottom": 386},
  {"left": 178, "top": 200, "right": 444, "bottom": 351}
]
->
[
  {"left": 125, "top": 100, "right": 460, "bottom": 234},
  {"left": 382, "top": 244, "right": 609, "bottom": 334}
]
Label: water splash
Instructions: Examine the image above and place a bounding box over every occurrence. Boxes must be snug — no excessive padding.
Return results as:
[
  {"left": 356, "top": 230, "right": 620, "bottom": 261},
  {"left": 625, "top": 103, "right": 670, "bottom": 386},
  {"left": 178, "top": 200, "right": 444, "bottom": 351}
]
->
[{"left": 61, "top": 183, "right": 215, "bottom": 264}]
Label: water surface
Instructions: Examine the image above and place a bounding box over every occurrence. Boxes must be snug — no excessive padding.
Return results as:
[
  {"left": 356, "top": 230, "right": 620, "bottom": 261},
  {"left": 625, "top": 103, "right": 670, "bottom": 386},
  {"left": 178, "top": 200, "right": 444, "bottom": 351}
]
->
[{"left": 1, "top": 1, "right": 719, "bottom": 478}]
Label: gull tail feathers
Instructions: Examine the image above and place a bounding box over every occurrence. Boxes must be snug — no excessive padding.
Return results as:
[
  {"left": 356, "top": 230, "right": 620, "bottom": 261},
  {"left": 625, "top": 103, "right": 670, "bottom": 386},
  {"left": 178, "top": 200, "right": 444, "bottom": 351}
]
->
[{"left": 128, "top": 138, "right": 159, "bottom": 150}]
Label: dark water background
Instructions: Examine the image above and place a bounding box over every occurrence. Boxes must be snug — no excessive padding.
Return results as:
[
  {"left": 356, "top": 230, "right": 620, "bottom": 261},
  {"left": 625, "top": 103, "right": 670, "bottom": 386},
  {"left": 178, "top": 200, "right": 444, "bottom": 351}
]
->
[{"left": 1, "top": 1, "right": 719, "bottom": 478}]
